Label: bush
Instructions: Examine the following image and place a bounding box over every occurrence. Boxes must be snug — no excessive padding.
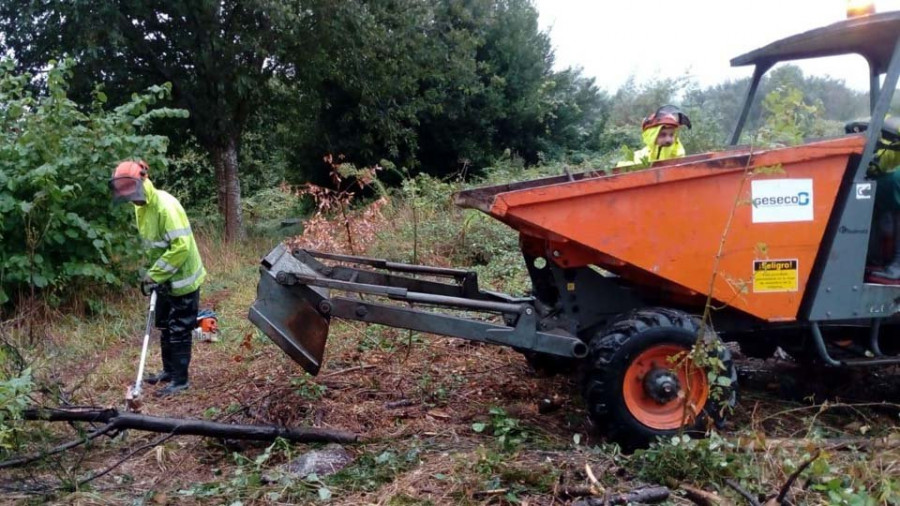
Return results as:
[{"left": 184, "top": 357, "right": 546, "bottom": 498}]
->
[
  {"left": 0, "top": 368, "right": 33, "bottom": 454},
  {"left": 0, "top": 59, "right": 187, "bottom": 307}
]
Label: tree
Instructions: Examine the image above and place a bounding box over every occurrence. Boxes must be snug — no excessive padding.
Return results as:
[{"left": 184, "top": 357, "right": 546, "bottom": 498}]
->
[
  {"left": 0, "top": 1, "right": 297, "bottom": 241},
  {"left": 0, "top": 59, "right": 187, "bottom": 306},
  {"left": 286, "top": 0, "right": 601, "bottom": 179}
]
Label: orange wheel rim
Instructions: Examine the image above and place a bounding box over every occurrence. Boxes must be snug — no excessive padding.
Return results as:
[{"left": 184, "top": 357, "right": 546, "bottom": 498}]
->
[{"left": 622, "top": 344, "right": 709, "bottom": 430}]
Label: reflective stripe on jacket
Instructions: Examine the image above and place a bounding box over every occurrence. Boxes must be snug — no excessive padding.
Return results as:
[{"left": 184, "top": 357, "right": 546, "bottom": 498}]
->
[{"left": 135, "top": 179, "right": 206, "bottom": 296}]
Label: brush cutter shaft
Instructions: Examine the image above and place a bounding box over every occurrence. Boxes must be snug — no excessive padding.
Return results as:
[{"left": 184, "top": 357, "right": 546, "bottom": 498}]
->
[{"left": 132, "top": 289, "right": 158, "bottom": 398}]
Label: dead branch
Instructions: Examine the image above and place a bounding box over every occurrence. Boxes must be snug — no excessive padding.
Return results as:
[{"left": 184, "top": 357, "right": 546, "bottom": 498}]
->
[
  {"left": 570, "top": 486, "right": 671, "bottom": 505},
  {"left": 0, "top": 423, "right": 117, "bottom": 470},
  {"left": 726, "top": 479, "right": 760, "bottom": 506},
  {"left": 771, "top": 450, "right": 820, "bottom": 506},
  {"left": 472, "top": 488, "right": 508, "bottom": 498},
  {"left": 319, "top": 364, "right": 376, "bottom": 378},
  {"left": 680, "top": 483, "right": 731, "bottom": 506},
  {"left": 22, "top": 407, "right": 359, "bottom": 444},
  {"left": 734, "top": 436, "right": 899, "bottom": 452},
  {"left": 384, "top": 399, "right": 416, "bottom": 409}
]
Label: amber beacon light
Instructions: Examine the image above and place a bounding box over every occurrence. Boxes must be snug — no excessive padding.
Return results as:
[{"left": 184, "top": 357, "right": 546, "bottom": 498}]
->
[{"left": 847, "top": 0, "right": 876, "bottom": 17}]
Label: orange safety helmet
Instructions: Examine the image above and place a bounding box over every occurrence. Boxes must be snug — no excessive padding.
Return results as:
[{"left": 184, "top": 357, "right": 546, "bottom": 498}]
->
[
  {"left": 109, "top": 160, "right": 149, "bottom": 203},
  {"left": 641, "top": 105, "right": 692, "bottom": 131}
]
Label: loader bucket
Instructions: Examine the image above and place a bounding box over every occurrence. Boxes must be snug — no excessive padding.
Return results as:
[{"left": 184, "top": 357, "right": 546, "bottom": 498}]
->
[{"left": 248, "top": 245, "right": 330, "bottom": 375}]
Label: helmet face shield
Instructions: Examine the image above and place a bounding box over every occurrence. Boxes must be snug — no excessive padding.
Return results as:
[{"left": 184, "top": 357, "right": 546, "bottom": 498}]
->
[
  {"left": 642, "top": 105, "right": 692, "bottom": 131},
  {"left": 109, "top": 176, "right": 147, "bottom": 203}
]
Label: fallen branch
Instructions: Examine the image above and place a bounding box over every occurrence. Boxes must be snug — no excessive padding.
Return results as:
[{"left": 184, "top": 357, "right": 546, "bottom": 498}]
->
[
  {"left": 680, "top": 483, "right": 730, "bottom": 506},
  {"left": 384, "top": 399, "right": 416, "bottom": 409},
  {"left": 767, "top": 450, "right": 820, "bottom": 506},
  {"left": 0, "top": 423, "right": 117, "bottom": 470},
  {"left": 570, "top": 486, "right": 671, "bottom": 505},
  {"left": 22, "top": 407, "right": 359, "bottom": 444},
  {"left": 734, "top": 436, "right": 898, "bottom": 452},
  {"left": 319, "top": 364, "right": 376, "bottom": 378},
  {"left": 726, "top": 479, "right": 760, "bottom": 506},
  {"left": 473, "top": 488, "right": 508, "bottom": 498},
  {"left": 585, "top": 462, "right": 604, "bottom": 495}
]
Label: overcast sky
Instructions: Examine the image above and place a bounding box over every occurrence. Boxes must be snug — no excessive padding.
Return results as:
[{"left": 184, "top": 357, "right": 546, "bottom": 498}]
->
[{"left": 534, "top": 0, "right": 900, "bottom": 92}]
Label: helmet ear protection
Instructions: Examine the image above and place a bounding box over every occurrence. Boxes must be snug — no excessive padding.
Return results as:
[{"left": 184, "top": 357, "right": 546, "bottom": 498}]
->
[{"left": 137, "top": 160, "right": 149, "bottom": 177}]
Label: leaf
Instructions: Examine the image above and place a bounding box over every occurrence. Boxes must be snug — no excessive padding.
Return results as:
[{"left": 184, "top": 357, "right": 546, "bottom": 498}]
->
[
  {"left": 317, "top": 487, "right": 332, "bottom": 501},
  {"left": 573, "top": 433, "right": 582, "bottom": 445},
  {"left": 18, "top": 202, "right": 33, "bottom": 214},
  {"left": 31, "top": 274, "right": 48, "bottom": 288},
  {"left": 472, "top": 422, "right": 487, "bottom": 433}
]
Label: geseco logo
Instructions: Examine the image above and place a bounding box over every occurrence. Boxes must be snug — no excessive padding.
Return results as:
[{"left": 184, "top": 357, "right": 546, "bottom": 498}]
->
[
  {"left": 750, "top": 179, "right": 814, "bottom": 223},
  {"left": 751, "top": 191, "right": 810, "bottom": 208}
]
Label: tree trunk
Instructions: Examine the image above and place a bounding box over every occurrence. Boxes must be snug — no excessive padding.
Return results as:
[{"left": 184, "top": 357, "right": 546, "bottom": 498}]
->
[{"left": 210, "top": 134, "right": 244, "bottom": 242}]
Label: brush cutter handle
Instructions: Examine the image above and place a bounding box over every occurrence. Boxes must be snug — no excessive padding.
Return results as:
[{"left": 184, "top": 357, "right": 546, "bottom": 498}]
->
[
  {"left": 140, "top": 278, "right": 170, "bottom": 297},
  {"left": 132, "top": 289, "right": 158, "bottom": 399}
]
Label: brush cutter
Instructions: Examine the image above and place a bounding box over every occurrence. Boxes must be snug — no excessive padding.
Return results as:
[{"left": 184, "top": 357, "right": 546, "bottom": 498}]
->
[{"left": 125, "top": 283, "right": 160, "bottom": 413}]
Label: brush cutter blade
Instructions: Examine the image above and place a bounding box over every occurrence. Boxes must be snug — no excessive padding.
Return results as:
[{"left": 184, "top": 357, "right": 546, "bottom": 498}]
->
[{"left": 125, "top": 385, "right": 142, "bottom": 413}]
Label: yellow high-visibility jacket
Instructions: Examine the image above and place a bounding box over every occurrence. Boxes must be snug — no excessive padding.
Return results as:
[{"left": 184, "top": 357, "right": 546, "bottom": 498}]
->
[
  {"left": 135, "top": 179, "right": 206, "bottom": 296},
  {"left": 617, "top": 125, "right": 686, "bottom": 168}
]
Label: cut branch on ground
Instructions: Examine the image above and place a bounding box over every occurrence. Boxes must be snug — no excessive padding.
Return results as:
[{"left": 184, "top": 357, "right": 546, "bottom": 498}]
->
[{"left": 17, "top": 406, "right": 359, "bottom": 450}]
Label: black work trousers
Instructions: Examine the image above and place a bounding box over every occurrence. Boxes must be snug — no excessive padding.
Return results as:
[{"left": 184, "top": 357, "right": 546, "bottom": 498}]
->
[{"left": 154, "top": 289, "right": 200, "bottom": 383}]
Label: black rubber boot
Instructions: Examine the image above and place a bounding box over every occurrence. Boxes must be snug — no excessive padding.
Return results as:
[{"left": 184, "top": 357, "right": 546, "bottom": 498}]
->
[
  {"left": 144, "top": 370, "right": 172, "bottom": 385},
  {"left": 145, "top": 335, "right": 173, "bottom": 384},
  {"left": 155, "top": 344, "right": 190, "bottom": 397},
  {"left": 154, "top": 290, "right": 197, "bottom": 397}
]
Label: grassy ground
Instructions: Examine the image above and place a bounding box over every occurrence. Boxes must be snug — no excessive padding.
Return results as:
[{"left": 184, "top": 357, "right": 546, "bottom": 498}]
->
[{"left": 3, "top": 166, "right": 900, "bottom": 505}]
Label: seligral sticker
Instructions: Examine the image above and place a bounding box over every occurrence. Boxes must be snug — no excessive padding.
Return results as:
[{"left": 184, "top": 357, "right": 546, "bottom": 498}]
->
[
  {"left": 751, "top": 179, "right": 813, "bottom": 223},
  {"left": 753, "top": 259, "right": 798, "bottom": 293}
]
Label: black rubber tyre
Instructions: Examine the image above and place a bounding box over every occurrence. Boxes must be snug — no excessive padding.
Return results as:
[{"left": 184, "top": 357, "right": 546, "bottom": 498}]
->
[
  {"left": 581, "top": 308, "right": 737, "bottom": 449},
  {"left": 521, "top": 350, "right": 576, "bottom": 377}
]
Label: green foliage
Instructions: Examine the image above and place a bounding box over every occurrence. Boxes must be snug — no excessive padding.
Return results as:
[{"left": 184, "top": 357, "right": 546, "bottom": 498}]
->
[
  {"left": 326, "top": 448, "right": 420, "bottom": 493},
  {"left": 803, "top": 451, "right": 900, "bottom": 505},
  {"left": 287, "top": 0, "right": 613, "bottom": 179},
  {"left": 0, "top": 59, "right": 186, "bottom": 306},
  {"left": 631, "top": 432, "right": 746, "bottom": 485},
  {"left": 0, "top": 368, "right": 33, "bottom": 453},
  {"left": 756, "top": 84, "right": 824, "bottom": 146},
  {"left": 466, "top": 446, "right": 558, "bottom": 503},
  {"left": 472, "top": 406, "right": 530, "bottom": 451},
  {"left": 290, "top": 374, "right": 328, "bottom": 401}
]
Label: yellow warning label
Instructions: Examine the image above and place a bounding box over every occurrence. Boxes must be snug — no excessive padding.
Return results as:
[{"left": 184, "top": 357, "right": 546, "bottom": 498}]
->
[{"left": 753, "top": 259, "right": 798, "bottom": 293}]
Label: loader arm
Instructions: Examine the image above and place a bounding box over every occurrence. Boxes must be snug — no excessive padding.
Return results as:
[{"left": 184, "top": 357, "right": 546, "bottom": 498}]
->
[{"left": 248, "top": 244, "right": 587, "bottom": 375}]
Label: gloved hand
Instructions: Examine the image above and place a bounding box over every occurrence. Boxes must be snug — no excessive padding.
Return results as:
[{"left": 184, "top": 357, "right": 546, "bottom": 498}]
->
[{"left": 140, "top": 276, "right": 170, "bottom": 296}]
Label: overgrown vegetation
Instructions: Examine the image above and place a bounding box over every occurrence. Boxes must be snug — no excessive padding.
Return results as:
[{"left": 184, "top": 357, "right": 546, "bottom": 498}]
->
[{"left": 0, "top": 59, "right": 187, "bottom": 307}]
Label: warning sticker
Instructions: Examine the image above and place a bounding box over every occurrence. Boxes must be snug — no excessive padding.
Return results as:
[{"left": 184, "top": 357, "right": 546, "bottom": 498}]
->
[{"left": 753, "top": 259, "right": 798, "bottom": 293}]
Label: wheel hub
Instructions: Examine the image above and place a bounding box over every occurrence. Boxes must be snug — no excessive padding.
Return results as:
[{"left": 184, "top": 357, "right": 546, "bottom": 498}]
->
[{"left": 643, "top": 368, "right": 681, "bottom": 404}]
